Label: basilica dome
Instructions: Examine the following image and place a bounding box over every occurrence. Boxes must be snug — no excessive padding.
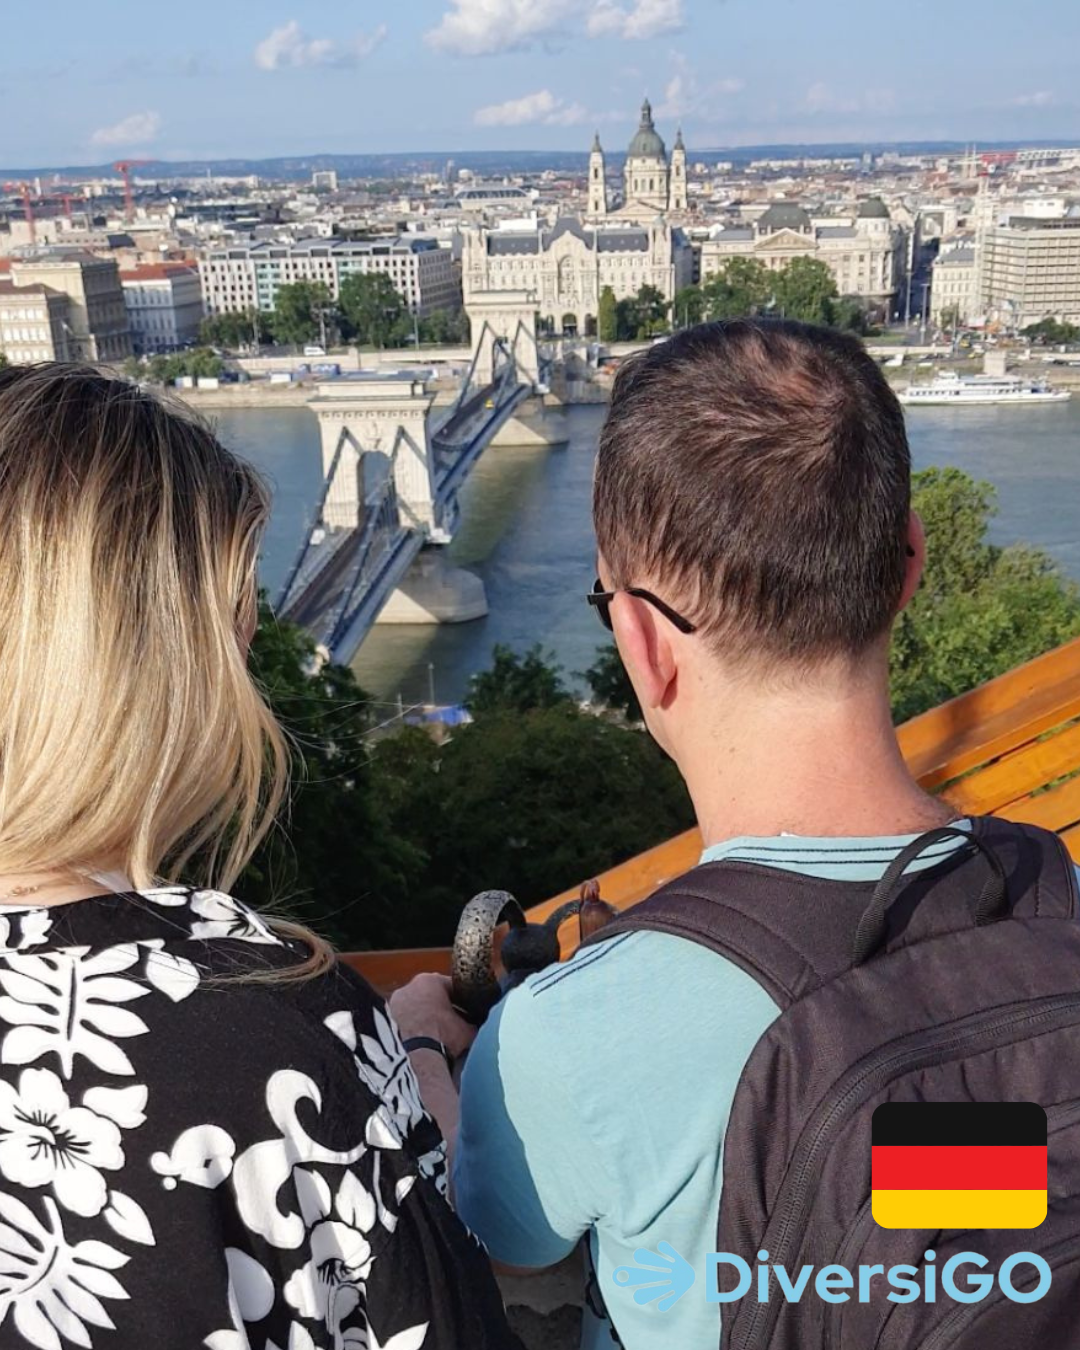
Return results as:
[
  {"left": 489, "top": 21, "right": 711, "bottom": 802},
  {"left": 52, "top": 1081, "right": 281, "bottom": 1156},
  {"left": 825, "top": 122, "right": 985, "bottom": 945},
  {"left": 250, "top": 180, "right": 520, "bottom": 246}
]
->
[{"left": 627, "top": 99, "right": 667, "bottom": 160}]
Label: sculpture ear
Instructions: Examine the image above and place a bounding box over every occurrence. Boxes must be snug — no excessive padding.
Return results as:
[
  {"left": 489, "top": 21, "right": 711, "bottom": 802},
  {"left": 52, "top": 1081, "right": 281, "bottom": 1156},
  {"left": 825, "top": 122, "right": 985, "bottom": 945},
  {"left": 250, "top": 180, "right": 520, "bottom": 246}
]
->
[{"left": 578, "top": 879, "right": 619, "bottom": 942}]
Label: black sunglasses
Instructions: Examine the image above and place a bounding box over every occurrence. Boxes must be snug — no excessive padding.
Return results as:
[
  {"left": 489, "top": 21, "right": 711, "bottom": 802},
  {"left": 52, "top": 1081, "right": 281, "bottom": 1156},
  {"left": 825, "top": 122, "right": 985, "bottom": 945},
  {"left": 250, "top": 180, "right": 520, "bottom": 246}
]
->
[{"left": 587, "top": 578, "right": 698, "bottom": 634}]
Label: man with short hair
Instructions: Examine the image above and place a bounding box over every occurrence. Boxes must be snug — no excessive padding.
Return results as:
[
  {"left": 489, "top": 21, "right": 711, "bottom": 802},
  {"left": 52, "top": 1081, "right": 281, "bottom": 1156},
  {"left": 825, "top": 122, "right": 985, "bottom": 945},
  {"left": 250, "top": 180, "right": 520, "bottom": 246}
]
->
[{"left": 392, "top": 319, "right": 962, "bottom": 1348}]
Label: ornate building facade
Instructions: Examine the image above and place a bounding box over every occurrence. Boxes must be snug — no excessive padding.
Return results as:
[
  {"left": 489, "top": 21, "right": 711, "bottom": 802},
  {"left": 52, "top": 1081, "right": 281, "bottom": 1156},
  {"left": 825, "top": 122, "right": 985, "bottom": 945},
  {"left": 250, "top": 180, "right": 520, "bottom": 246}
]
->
[
  {"left": 699, "top": 200, "right": 909, "bottom": 318},
  {"left": 462, "top": 216, "right": 693, "bottom": 336}
]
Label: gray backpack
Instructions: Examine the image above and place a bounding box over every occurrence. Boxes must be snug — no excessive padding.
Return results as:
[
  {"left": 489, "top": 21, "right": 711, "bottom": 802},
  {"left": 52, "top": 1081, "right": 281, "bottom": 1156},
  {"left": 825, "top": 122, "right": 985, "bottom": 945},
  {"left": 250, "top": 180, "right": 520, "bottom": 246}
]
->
[{"left": 589, "top": 817, "right": 1080, "bottom": 1349}]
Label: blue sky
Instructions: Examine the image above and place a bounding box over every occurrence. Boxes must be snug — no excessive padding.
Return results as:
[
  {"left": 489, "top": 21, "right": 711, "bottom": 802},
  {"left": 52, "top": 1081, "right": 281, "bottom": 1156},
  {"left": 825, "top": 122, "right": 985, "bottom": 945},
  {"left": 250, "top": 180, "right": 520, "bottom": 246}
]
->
[{"left": 3, "top": 0, "right": 1079, "bottom": 167}]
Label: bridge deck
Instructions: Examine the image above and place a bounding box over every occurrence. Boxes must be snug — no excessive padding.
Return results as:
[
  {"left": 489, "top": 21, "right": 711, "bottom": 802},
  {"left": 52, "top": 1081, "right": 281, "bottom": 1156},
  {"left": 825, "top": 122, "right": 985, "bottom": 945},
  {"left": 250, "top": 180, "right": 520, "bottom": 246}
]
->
[{"left": 277, "top": 373, "right": 532, "bottom": 660}]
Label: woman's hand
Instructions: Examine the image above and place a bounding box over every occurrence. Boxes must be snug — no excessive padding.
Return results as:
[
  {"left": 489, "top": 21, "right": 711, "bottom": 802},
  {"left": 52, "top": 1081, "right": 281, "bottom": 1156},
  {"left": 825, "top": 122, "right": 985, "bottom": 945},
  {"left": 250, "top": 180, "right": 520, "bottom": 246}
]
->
[{"left": 390, "top": 973, "right": 478, "bottom": 1062}]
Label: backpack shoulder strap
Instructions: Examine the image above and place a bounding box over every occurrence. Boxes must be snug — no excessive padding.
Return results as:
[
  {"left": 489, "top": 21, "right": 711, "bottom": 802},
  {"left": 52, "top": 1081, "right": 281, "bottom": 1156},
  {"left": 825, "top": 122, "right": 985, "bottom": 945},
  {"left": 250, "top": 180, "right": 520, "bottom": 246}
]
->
[
  {"left": 583, "top": 817, "right": 1079, "bottom": 1012},
  {"left": 580, "top": 862, "right": 830, "bottom": 1010},
  {"left": 971, "top": 815, "right": 1078, "bottom": 918}
]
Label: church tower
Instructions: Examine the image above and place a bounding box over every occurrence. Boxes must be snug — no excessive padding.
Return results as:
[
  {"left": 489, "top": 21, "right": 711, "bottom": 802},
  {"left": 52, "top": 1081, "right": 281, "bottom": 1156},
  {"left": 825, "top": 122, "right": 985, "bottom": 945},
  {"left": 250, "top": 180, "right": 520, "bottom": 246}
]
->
[
  {"left": 587, "top": 132, "right": 607, "bottom": 218},
  {"left": 623, "top": 99, "right": 669, "bottom": 214},
  {"left": 670, "top": 128, "right": 687, "bottom": 212}
]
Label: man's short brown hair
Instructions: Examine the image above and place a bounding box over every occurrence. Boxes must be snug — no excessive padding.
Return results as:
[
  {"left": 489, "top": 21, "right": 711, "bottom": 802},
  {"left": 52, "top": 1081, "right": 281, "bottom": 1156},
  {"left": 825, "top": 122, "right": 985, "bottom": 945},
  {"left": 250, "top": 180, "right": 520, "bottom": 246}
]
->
[{"left": 594, "top": 319, "right": 911, "bottom": 664}]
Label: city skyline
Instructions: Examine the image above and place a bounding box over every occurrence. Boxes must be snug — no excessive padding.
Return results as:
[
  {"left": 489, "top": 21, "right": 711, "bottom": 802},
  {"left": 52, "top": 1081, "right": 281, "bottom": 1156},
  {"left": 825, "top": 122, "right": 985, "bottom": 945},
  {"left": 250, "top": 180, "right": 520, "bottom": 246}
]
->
[{"left": 3, "top": 0, "right": 1080, "bottom": 169}]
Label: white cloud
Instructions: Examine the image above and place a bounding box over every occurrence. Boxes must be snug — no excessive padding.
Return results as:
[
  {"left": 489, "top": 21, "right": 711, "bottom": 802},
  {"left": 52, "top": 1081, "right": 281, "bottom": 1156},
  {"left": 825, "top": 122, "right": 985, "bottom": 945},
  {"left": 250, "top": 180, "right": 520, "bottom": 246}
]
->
[
  {"left": 1012, "top": 90, "right": 1053, "bottom": 108},
  {"left": 474, "top": 89, "right": 589, "bottom": 126},
  {"left": 587, "top": 0, "right": 683, "bottom": 40},
  {"left": 90, "top": 110, "right": 162, "bottom": 149},
  {"left": 427, "top": 0, "right": 576, "bottom": 56},
  {"left": 655, "top": 54, "right": 743, "bottom": 121},
  {"left": 427, "top": 0, "right": 681, "bottom": 55},
  {"left": 254, "top": 19, "right": 386, "bottom": 71}
]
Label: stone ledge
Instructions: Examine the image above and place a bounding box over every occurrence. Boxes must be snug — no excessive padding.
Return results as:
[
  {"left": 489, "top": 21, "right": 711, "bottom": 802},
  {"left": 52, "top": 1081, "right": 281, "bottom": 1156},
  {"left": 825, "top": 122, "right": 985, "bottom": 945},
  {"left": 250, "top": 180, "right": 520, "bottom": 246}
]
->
[{"left": 497, "top": 1250, "right": 586, "bottom": 1350}]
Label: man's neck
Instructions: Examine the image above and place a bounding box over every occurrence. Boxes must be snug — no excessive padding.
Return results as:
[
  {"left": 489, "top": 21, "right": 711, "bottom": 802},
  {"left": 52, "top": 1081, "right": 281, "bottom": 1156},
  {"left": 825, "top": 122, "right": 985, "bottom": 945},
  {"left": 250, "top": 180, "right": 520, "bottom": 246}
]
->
[{"left": 674, "top": 671, "right": 954, "bottom": 848}]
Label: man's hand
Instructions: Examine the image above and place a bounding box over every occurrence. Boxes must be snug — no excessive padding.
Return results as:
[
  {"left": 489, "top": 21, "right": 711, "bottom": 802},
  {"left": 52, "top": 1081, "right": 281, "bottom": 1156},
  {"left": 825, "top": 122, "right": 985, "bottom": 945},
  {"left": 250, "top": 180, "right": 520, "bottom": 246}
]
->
[{"left": 389, "top": 973, "right": 478, "bottom": 1062}]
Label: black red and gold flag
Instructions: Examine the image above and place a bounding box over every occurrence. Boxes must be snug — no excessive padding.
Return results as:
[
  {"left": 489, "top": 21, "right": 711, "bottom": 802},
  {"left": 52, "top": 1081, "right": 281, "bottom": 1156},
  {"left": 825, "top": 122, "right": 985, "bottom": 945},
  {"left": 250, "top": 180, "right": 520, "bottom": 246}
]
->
[{"left": 872, "top": 1102, "right": 1047, "bottom": 1229}]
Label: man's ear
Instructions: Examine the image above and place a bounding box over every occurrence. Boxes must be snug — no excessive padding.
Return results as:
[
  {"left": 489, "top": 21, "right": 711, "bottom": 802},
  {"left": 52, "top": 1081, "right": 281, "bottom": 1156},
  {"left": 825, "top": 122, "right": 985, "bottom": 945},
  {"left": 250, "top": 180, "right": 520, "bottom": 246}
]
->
[
  {"left": 897, "top": 511, "right": 926, "bottom": 614},
  {"left": 611, "top": 593, "right": 679, "bottom": 711}
]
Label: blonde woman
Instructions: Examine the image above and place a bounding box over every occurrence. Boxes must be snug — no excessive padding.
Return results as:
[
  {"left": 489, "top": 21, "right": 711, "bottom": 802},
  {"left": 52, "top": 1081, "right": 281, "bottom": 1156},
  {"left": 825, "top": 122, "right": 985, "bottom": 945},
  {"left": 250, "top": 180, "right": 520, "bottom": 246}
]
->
[{"left": 0, "top": 365, "right": 518, "bottom": 1350}]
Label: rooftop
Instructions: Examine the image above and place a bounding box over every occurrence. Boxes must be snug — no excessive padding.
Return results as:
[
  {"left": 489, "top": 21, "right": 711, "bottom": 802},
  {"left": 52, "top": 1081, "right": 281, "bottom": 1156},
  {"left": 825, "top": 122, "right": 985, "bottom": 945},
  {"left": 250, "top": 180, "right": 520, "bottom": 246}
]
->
[
  {"left": 119, "top": 263, "right": 198, "bottom": 282},
  {"left": 936, "top": 247, "right": 976, "bottom": 265},
  {"left": 757, "top": 203, "right": 812, "bottom": 232},
  {"left": 486, "top": 218, "right": 652, "bottom": 256}
]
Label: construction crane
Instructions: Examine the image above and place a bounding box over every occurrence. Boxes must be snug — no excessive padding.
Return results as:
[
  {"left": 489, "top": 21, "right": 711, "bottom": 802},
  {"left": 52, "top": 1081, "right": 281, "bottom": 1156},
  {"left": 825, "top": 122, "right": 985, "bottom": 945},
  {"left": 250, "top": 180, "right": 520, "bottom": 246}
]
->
[
  {"left": 2, "top": 180, "right": 35, "bottom": 244},
  {"left": 113, "top": 160, "right": 151, "bottom": 223}
]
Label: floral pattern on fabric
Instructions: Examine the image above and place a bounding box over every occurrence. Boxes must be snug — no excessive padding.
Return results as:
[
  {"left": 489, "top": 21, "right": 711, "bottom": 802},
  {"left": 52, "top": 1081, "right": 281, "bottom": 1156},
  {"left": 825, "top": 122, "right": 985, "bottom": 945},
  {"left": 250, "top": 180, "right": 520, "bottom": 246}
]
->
[{"left": 0, "top": 888, "right": 516, "bottom": 1350}]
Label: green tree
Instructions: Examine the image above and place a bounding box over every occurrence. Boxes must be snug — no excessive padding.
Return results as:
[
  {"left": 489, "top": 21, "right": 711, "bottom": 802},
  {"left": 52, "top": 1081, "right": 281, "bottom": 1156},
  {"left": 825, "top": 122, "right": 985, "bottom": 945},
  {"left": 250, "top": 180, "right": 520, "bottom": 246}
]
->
[
  {"left": 141, "top": 348, "right": 224, "bottom": 384},
  {"left": 634, "top": 284, "right": 670, "bottom": 337},
  {"left": 890, "top": 468, "right": 1080, "bottom": 721},
  {"left": 0, "top": 352, "right": 7, "bottom": 369},
  {"left": 1022, "top": 318, "right": 1080, "bottom": 345},
  {"left": 417, "top": 308, "right": 468, "bottom": 345},
  {"left": 598, "top": 286, "right": 618, "bottom": 342},
  {"left": 615, "top": 285, "right": 670, "bottom": 340},
  {"left": 338, "top": 272, "right": 405, "bottom": 348},
  {"left": 584, "top": 643, "right": 642, "bottom": 723},
  {"left": 200, "top": 309, "right": 272, "bottom": 350},
  {"left": 372, "top": 703, "right": 694, "bottom": 943},
  {"left": 673, "top": 284, "right": 706, "bottom": 328},
  {"left": 700, "top": 257, "right": 772, "bottom": 319},
  {"left": 772, "top": 256, "right": 839, "bottom": 325},
  {"left": 466, "top": 644, "right": 573, "bottom": 716},
  {"left": 832, "top": 295, "right": 871, "bottom": 334},
  {"left": 272, "top": 281, "right": 335, "bottom": 348},
  {"left": 240, "top": 601, "right": 423, "bottom": 950},
  {"left": 937, "top": 304, "right": 962, "bottom": 333}
]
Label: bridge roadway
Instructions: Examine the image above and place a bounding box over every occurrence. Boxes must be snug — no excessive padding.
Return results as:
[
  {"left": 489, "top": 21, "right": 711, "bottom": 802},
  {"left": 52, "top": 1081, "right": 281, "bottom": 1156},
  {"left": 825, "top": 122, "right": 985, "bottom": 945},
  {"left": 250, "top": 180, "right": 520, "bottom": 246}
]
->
[{"left": 278, "top": 368, "right": 533, "bottom": 663}]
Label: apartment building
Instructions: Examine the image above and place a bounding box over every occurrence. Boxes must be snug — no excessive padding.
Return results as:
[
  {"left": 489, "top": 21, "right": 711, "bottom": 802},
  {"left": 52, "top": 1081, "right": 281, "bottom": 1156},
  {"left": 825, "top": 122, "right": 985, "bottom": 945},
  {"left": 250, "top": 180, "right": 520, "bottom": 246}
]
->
[
  {"left": 120, "top": 264, "right": 203, "bottom": 353},
  {"left": 8, "top": 252, "right": 131, "bottom": 361},
  {"left": 0, "top": 280, "right": 73, "bottom": 363},
  {"left": 199, "top": 237, "right": 461, "bottom": 318},
  {"left": 930, "top": 244, "right": 977, "bottom": 325},
  {"left": 977, "top": 214, "right": 1080, "bottom": 328}
]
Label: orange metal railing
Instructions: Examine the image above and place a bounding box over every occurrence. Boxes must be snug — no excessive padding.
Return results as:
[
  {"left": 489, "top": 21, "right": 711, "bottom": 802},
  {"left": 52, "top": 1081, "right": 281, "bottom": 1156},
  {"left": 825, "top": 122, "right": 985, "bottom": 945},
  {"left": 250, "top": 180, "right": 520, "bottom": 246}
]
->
[{"left": 344, "top": 635, "right": 1080, "bottom": 991}]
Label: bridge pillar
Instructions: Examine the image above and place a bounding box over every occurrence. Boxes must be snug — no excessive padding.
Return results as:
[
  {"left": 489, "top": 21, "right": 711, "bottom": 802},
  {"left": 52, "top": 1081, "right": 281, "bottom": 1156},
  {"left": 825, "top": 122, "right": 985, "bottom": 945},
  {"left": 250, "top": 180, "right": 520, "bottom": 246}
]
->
[
  {"left": 309, "top": 375, "right": 438, "bottom": 532},
  {"left": 466, "top": 291, "right": 541, "bottom": 387}
]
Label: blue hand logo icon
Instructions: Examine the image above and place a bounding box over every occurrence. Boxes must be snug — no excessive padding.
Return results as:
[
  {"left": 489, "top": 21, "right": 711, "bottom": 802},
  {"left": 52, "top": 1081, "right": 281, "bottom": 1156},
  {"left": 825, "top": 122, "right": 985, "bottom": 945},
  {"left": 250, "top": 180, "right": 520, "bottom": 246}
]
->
[{"left": 611, "top": 1242, "right": 696, "bottom": 1311}]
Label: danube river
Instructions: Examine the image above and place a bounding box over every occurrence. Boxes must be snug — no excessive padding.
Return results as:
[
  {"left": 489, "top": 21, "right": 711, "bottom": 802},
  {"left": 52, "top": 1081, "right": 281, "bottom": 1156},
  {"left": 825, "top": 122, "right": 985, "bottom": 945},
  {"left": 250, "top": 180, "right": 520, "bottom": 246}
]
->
[{"left": 216, "top": 399, "right": 1080, "bottom": 707}]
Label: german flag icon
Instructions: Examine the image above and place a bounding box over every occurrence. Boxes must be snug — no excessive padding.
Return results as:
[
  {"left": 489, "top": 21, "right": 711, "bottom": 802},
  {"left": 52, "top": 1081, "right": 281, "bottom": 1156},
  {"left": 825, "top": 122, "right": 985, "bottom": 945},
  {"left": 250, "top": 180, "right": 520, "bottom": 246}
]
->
[{"left": 872, "top": 1102, "right": 1047, "bottom": 1230}]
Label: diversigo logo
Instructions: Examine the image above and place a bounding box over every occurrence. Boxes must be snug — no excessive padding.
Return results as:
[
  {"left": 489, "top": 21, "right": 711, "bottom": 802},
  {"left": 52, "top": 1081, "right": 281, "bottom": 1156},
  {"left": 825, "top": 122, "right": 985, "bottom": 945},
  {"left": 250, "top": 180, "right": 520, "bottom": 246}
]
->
[
  {"left": 610, "top": 1245, "right": 1053, "bottom": 1311},
  {"left": 611, "top": 1102, "right": 1051, "bottom": 1313}
]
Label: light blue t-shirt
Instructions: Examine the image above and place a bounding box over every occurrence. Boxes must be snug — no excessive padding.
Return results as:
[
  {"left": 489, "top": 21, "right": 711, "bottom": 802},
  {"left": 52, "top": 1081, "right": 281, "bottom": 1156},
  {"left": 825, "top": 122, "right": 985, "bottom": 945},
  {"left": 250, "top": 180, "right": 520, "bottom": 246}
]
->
[{"left": 453, "top": 825, "right": 980, "bottom": 1350}]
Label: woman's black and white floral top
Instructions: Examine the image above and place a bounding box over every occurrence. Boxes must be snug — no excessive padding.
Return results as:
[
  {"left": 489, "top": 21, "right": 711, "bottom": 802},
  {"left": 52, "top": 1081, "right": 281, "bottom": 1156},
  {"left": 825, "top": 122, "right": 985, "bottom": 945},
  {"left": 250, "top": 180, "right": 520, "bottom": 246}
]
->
[{"left": 0, "top": 888, "right": 520, "bottom": 1350}]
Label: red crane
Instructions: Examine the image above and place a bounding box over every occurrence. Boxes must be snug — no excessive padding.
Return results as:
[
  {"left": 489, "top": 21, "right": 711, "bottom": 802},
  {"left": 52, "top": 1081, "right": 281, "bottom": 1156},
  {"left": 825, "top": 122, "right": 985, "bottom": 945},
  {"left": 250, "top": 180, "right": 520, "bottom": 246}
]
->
[
  {"left": 2, "top": 180, "right": 35, "bottom": 244},
  {"left": 113, "top": 160, "right": 151, "bottom": 223}
]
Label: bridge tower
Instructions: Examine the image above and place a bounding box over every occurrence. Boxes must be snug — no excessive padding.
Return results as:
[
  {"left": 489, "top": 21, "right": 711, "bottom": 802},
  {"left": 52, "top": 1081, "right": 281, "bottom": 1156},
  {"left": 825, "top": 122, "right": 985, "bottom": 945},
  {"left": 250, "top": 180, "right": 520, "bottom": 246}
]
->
[
  {"left": 309, "top": 374, "right": 439, "bottom": 534},
  {"left": 466, "top": 290, "right": 541, "bottom": 387}
]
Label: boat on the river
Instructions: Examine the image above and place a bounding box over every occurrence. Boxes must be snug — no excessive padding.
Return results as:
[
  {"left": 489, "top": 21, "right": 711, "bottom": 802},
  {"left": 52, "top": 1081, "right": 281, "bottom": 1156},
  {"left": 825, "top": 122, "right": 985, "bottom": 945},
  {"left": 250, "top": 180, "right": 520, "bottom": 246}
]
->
[{"left": 899, "top": 370, "right": 1071, "bottom": 407}]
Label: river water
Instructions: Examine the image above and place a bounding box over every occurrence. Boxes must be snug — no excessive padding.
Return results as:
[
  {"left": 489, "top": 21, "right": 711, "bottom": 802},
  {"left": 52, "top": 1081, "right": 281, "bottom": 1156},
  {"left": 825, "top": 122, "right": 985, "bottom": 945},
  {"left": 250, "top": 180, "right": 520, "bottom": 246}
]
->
[{"left": 215, "top": 399, "right": 1080, "bottom": 707}]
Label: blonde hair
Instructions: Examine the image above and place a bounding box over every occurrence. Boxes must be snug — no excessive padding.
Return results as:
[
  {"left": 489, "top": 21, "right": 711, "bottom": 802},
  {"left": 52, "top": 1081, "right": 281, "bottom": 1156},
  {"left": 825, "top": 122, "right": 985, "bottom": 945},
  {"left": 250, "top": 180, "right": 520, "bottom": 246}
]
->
[{"left": 0, "top": 364, "right": 332, "bottom": 979}]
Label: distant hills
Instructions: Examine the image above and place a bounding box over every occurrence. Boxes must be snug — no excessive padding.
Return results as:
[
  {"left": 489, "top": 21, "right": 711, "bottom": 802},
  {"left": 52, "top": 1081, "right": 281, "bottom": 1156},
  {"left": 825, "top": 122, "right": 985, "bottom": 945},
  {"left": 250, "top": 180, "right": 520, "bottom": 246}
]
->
[{"left": 3, "top": 140, "right": 1076, "bottom": 182}]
